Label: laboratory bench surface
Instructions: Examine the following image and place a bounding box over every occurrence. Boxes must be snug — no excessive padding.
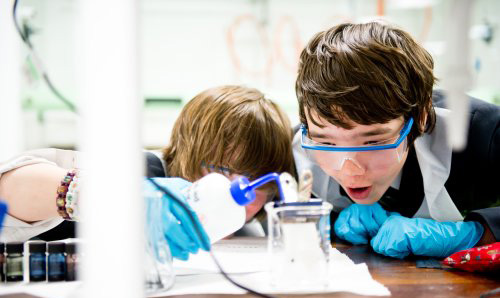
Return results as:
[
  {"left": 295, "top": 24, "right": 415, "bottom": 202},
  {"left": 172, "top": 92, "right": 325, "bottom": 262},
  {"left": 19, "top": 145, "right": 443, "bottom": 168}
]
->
[{"left": 167, "top": 242, "right": 500, "bottom": 298}]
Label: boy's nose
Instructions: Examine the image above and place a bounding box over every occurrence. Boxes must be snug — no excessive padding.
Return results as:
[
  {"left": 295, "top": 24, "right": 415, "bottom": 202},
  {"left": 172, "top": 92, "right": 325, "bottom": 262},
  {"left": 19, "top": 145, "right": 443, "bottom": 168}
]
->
[{"left": 339, "top": 158, "right": 365, "bottom": 176}]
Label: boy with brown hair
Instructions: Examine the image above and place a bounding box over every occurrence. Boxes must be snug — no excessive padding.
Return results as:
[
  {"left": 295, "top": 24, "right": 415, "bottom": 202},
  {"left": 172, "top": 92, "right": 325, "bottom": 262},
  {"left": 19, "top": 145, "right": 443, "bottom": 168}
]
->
[{"left": 294, "top": 21, "right": 499, "bottom": 259}]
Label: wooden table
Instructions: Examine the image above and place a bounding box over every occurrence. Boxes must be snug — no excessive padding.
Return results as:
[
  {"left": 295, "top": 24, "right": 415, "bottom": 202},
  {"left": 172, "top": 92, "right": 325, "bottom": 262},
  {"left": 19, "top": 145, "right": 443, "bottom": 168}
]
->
[{"left": 168, "top": 242, "right": 500, "bottom": 298}]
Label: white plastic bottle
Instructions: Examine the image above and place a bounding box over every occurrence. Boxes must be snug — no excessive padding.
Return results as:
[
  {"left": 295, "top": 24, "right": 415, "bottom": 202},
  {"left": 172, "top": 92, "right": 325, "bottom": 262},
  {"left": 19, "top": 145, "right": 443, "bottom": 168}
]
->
[{"left": 182, "top": 173, "right": 256, "bottom": 243}]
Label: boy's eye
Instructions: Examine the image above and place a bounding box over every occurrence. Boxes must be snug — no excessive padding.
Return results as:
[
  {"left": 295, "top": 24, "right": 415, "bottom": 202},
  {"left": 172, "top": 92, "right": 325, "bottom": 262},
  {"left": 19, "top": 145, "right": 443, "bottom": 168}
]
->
[
  {"left": 365, "top": 139, "right": 394, "bottom": 145},
  {"left": 322, "top": 142, "right": 336, "bottom": 146},
  {"left": 313, "top": 139, "right": 336, "bottom": 146}
]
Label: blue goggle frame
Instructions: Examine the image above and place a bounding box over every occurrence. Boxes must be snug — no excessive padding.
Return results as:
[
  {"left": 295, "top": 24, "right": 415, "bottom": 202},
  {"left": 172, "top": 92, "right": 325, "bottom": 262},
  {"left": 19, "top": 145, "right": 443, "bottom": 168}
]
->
[{"left": 301, "top": 117, "right": 414, "bottom": 152}]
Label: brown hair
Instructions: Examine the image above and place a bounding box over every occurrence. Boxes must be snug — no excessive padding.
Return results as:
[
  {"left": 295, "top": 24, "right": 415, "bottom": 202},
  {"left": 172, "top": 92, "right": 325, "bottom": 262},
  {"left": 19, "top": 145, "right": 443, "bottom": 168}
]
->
[
  {"left": 296, "top": 21, "right": 436, "bottom": 145},
  {"left": 163, "top": 85, "right": 294, "bottom": 195}
]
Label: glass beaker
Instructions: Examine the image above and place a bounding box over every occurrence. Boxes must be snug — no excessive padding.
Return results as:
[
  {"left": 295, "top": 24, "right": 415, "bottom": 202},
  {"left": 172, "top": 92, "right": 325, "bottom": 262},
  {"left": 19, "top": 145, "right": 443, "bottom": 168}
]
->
[
  {"left": 265, "top": 200, "right": 333, "bottom": 291},
  {"left": 145, "top": 192, "right": 175, "bottom": 293}
]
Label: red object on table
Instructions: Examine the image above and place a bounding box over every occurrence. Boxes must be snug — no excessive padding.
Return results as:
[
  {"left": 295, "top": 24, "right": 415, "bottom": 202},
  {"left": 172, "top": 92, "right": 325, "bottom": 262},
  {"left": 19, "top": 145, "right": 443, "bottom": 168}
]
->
[{"left": 442, "top": 242, "right": 500, "bottom": 272}]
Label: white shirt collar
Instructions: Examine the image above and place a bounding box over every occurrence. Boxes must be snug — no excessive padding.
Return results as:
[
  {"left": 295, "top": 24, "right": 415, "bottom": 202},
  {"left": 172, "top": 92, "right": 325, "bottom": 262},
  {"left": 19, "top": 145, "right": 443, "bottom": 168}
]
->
[{"left": 390, "top": 169, "right": 402, "bottom": 190}]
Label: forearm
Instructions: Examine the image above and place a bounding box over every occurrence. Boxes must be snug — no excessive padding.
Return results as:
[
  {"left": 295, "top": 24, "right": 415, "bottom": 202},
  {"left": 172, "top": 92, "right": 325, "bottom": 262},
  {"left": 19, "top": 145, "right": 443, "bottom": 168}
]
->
[{"left": 0, "top": 163, "right": 67, "bottom": 222}]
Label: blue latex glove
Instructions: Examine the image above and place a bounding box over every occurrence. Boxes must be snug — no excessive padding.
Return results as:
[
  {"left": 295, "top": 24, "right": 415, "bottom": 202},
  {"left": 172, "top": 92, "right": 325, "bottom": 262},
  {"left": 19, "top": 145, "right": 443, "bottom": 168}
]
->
[
  {"left": 0, "top": 201, "right": 7, "bottom": 233},
  {"left": 144, "top": 178, "right": 211, "bottom": 260},
  {"left": 370, "top": 215, "right": 484, "bottom": 259},
  {"left": 334, "top": 203, "right": 397, "bottom": 245}
]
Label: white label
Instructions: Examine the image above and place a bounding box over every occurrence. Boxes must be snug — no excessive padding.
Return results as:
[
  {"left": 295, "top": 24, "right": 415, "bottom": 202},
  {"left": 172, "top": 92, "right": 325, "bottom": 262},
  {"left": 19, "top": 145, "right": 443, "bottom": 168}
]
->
[{"left": 181, "top": 173, "right": 245, "bottom": 243}]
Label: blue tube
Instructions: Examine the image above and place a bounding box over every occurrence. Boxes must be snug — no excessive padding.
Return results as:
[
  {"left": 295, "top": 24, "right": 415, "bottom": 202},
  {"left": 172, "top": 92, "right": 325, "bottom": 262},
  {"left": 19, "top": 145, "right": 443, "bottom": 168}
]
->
[
  {"left": 230, "top": 172, "right": 286, "bottom": 206},
  {"left": 247, "top": 173, "right": 285, "bottom": 202}
]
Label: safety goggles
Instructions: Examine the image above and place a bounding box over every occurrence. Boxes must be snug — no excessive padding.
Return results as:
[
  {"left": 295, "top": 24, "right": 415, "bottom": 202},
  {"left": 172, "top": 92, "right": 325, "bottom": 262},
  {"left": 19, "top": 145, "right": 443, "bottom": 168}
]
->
[
  {"left": 301, "top": 118, "right": 413, "bottom": 172},
  {"left": 201, "top": 163, "right": 252, "bottom": 179}
]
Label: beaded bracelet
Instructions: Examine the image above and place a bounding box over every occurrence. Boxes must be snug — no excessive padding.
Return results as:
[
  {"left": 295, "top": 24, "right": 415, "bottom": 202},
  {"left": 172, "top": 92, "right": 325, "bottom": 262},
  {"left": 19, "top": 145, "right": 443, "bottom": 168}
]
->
[
  {"left": 56, "top": 170, "right": 76, "bottom": 220},
  {"left": 65, "top": 177, "right": 80, "bottom": 221}
]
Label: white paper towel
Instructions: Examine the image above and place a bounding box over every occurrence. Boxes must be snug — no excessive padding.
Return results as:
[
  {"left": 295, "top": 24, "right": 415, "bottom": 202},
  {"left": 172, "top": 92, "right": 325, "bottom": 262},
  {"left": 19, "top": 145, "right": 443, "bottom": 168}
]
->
[{"left": 157, "top": 238, "right": 390, "bottom": 297}]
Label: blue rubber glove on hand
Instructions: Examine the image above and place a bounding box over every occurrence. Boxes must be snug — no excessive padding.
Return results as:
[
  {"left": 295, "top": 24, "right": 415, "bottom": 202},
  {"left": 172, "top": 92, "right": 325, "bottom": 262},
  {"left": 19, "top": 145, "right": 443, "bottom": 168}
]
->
[
  {"left": 0, "top": 201, "right": 7, "bottom": 234},
  {"left": 370, "top": 215, "right": 484, "bottom": 259},
  {"left": 144, "top": 177, "right": 211, "bottom": 260},
  {"left": 334, "top": 203, "right": 397, "bottom": 245}
]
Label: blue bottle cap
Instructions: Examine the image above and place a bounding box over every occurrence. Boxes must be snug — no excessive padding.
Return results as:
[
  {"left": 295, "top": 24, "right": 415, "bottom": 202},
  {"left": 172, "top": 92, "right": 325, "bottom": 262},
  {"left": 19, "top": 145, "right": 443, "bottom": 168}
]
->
[
  {"left": 29, "top": 241, "right": 46, "bottom": 253},
  {"left": 47, "top": 242, "right": 65, "bottom": 254},
  {"left": 230, "top": 176, "right": 256, "bottom": 206}
]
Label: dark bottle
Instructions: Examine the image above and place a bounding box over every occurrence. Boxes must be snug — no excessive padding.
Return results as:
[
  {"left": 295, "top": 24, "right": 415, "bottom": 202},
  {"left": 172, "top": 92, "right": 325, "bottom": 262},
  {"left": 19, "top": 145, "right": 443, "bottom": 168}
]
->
[
  {"left": 65, "top": 242, "right": 79, "bottom": 281},
  {"left": 0, "top": 242, "right": 5, "bottom": 282},
  {"left": 47, "top": 242, "right": 66, "bottom": 282},
  {"left": 5, "top": 242, "right": 24, "bottom": 282},
  {"left": 29, "top": 241, "right": 47, "bottom": 282}
]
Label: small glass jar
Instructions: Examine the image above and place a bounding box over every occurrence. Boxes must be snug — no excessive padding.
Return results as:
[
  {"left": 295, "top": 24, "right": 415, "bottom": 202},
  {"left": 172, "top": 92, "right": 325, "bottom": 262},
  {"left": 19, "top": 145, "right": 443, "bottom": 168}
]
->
[
  {"left": 5, "top": 242, "right": 24, "bottom": 282},
  {"left": 265, "top": 200, "right": 333, "bottom": 291},
  {"left": 29, "top": 241, "right": 47, "bottom": 282},
  {"left": 145, "top": 192, "right": 174, "bottom": 293},
  {"left": 47, "top": 242, "right": 66, "bottom": 282},
  {"left": 65, "top": 242, "right": 79, "bottom": 281}
]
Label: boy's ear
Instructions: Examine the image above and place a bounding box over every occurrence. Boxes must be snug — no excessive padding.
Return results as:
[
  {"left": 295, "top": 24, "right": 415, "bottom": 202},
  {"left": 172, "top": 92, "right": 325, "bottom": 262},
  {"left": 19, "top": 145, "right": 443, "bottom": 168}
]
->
[
  {"left": 419, "top": 111, "right": 428, "bottom": 132},
  {"left": 418, "top": 100, "right": 432, "bottom": 131}
]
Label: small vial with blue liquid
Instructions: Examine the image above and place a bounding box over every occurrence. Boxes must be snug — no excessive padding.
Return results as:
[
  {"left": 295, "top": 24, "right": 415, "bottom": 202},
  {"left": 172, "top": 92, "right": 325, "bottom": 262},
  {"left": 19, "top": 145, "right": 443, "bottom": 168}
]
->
[
  {"left": 47, "top": 242, "right": 66, "bottom": 282},
  {"left": 29, "top": 241, "right": 47, "bottom": 282}
]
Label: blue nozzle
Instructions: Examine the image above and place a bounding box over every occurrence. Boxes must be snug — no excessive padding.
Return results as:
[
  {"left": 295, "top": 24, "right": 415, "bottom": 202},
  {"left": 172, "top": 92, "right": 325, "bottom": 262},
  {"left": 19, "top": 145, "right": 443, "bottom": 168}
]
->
[{"left": 229, "top": 173, "right": 285, "bottom": 206}]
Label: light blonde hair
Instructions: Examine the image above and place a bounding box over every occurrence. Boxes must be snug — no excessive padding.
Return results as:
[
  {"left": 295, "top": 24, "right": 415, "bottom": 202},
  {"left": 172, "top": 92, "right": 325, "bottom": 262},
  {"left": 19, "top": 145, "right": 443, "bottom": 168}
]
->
[{"left": 163, "top": 85, "right": 294, "bottom": 195}]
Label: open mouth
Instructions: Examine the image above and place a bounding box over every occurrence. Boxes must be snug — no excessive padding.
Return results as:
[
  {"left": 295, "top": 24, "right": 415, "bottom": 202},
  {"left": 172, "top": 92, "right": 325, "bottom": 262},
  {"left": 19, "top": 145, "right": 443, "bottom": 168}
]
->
[{"left": 346, "top": 186, "right": 372, "bottom": 200}]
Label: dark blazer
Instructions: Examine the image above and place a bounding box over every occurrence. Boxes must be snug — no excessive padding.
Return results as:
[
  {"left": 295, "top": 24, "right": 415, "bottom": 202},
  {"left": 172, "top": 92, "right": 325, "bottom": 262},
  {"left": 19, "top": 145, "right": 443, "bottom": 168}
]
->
[
  {"left": 433, "top": 91, "right": 500, "bottom": 241},
  {"left": 366, "top": 92, "right": 500, "bottom": 240},
  {"left": 145, "top": 151, "right": 166, "bottom": 178}
]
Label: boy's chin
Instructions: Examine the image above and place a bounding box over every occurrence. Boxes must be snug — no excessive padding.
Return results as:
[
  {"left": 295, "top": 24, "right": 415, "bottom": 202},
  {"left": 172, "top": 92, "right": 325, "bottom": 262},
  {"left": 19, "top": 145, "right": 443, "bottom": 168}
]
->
[{"left": 352, "top": 197, "right": 379, "bottom": 205}]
